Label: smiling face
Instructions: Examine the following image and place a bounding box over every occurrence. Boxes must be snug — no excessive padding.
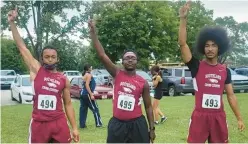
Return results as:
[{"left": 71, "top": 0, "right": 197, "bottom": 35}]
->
[{"left": 122, "top": 52, "right": 137, "bottom": 71}]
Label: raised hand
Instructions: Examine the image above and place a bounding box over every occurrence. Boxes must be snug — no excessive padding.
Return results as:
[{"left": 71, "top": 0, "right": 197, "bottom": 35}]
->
[
  {"left": 88, "top": 19, "right": 96, "bottom": 33},
  {"left": 8, "top": 7, "right": 18, "bottom": 23},
  {"left": 179, "top": 1, "right": 191, "bottom": 18}
]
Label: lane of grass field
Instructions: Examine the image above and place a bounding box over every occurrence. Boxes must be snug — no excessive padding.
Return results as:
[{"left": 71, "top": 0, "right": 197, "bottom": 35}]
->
[{"left": 1, "top": 94, "right": 248, "bottom": 143}]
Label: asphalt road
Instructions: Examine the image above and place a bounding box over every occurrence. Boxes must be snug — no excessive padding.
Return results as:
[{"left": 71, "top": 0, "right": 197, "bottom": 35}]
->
[
  {"left": 1, "top": 89, "right": 19, "bottom": 106},
  {"left": 0, "top": 89, "right": 79, "bottom": 107}
]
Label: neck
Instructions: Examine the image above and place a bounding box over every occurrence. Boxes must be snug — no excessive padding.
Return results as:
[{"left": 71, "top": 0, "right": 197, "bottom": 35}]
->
[
  {"left": 124, "top": 69, "right": 136, "bottom": 75},
  {"left": 48, "top": 69, "right": 57, "bottom": 73},
  {"left": 205, "top": 57, "right": 218, "bottom": 65}
]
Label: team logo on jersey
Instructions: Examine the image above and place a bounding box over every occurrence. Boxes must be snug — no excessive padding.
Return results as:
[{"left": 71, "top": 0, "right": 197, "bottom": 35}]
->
[
  {"left": 209, "top": 78, "right": 218, "bottom": 83},
  {"left": 47, "top": 82, "right": 57, "bottom": 88},
  {"left": 123, "top": 87, "right": 132, "bottom": 93}
]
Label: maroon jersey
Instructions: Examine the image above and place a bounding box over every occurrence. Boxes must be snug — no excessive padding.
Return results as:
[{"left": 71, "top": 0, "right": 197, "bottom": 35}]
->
[
  {"left": 32, "top": 67, "right": 66, "bottom": 121},
  {"left": 113, "top": 70, "right": 146, "bottom": 120},
  {"left": 193, "top": 61, "right": 227, "bottom": 112}
]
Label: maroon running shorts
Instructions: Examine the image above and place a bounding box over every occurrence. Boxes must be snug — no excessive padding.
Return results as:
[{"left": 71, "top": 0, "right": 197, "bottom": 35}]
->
[
  {"left": 28, "top": 116, "right": 71, "bottom": 143},
  {"left": 187, "top": 110, "right": 228, "bottom": 143}
]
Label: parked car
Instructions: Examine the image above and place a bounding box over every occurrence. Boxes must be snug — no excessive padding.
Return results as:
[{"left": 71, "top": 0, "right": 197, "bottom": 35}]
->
[
  {"left": 228, "top": 68, "right": 248, "bottom": 93},
  {"left": 235, "top": 68, "right": 248, "bottom": 77},
  {"left": 1, "top": 70, "right": 17, "bottom": 89},
  {"left": 161, "top": 67, "right": 194, "bottom": 96},
  {"left": 63, "top": 71, "right": 81, "bottom": 81},
  {"left": 91, "top": 69, "right": 111, "bottom": 85},
  {"left": 10, "top": 74, "right": 33, "bottom": 104},
  {"left": 70, "top": 76, "right": 113, "bottom": 99}
]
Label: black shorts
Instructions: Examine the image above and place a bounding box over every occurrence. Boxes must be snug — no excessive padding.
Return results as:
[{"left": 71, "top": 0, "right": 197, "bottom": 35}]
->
[
  {"left": 107, "top": 115, "right": 150, "bottom": 143},
  {"left": 154, "top": 92, "right": 162, "bottom": 100}
]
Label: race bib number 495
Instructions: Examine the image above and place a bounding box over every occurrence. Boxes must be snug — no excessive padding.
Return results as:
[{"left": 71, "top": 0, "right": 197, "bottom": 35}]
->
[
  {"left": 202, "top": 94, "right": 221, "bottom": 109},
  {"left": 117, "top": 95, "right": 135, "bottom": 111},
  {"left": 38, "top": 95, "right": 57, "bottom": 110}
]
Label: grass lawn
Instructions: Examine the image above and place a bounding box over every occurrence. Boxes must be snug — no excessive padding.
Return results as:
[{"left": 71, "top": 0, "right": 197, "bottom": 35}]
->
[{"left": 1, "top": 93, "right": 248, "bottom": 143}]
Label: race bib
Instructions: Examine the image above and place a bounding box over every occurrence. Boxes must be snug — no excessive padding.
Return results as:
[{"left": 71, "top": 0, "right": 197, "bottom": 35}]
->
[
  {"left": 38, "top": 94, "right": 57, "bottom": 110},
  {"left": 117, "top": 95, "right": 135, "bottom": 111},
  {"left": 202, "top": 94, "right": 221, "bottom": 109}
]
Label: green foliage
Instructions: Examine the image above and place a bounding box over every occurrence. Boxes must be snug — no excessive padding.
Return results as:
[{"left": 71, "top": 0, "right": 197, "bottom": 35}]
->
[
  {"left": 1, "top": 38, "right": 27, "bottom": 74},
  {"left": 1, "top": 1, "right": 86, "bottom": 59},
  {"left": 215, "top": 16, "right": 248, "bottom": 64}
]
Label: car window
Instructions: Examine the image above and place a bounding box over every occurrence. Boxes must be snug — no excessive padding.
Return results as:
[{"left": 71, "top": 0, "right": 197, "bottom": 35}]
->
[
  {"left": 67, "top": 72, "right": 80, "bottom": 76},
  {"left": 71, "top": 78, "right": 79, "bottom": 85},
  {"left": 185, "top": 70, "right": 192, "bottom": 77},
  {"left": 163, "top": 69, "right": 172, "bottom": 76},
  {"left": 22, "top": 77, "right": 31, "bottom": 86},
  {"left": 0, "top": 70, "right": 16, "bottom": 76},
  {"left": 14, "top": 77, "right": 18, "bottom": 83},
  {"left": 175, "top": 69, "right": 182, "bottom": 77},
  {"left": 136, "top": 71, "right": 152, "bottom": 81}
]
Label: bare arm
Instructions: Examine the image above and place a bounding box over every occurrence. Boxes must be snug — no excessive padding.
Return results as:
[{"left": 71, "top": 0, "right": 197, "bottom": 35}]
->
[
  {"left": 8, "top": 9, "right": 40, "bottom": 80},
  {"left": 152, "top": 76, "right": 161, "bottom": 88},
  {"left": 63, "top": 78, "right": 77, "bottom": 130},
  {"left": 178, "top": 2, "right": 192, "bottom": 63},
  {"left": 142, "top": 82, "right": 154, "bottom": 131},
  {"left": 85, "top": 74, "right": 93, "bottom": 95},
  {"left": 89, "top": 20, "right": 118, "bottom": 77},
  {"left": 225, "top": 84, "right": 243, "bottom": 121}
]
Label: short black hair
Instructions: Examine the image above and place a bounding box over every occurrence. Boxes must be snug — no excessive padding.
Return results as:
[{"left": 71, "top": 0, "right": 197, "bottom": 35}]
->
[
  {"left": 195, "top": 26, "right": 230, "bottom": 56},
  {"left": 122, "top": 49, "right": 138, "bottom": 59},
  {"left": 41, "top": 45, "right": 58, "bottom": 57}
]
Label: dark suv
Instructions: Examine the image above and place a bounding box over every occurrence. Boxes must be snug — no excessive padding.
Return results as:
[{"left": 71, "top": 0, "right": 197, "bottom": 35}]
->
[{"left": 160, "top": 67, "right": 194, "bottom": 96}]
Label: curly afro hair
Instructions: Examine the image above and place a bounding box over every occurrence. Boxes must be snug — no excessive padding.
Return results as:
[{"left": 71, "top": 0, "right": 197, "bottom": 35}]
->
[{"left": 195, "top": 26, "right": 230, "bottom": 56}]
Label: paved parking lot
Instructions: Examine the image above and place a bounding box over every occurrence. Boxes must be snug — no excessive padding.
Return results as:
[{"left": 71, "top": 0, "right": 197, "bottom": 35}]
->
[{"left": 0, "top": 89, "right": 79, "bottom": 106}]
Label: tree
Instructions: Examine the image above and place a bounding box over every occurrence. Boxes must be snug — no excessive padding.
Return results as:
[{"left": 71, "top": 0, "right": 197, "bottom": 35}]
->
[
  {"left": 215, "top": 16, "right": 248, "bottom": 64},
  {"left": 1, "top": 1, "right": 86, "bottom": 60},
  {"left": 83, "top": 1, "right": 179, "bottom": 69},
  {"left": 1, "top": 38, "right": 27, "bottom": 74},
  {"left": 169, "top": 1, "right": 215, "bottom": 61}
]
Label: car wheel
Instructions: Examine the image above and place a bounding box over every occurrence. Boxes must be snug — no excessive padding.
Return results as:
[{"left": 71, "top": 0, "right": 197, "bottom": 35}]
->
[
  {"left": 19, "top": 94, "right": 22, "bottom": 104},
  {"left": 11, "top": 90, "right": 15, "bottom": 101},
  {"left": 168, "top": 85, "right": 177, "bottom": 96}
]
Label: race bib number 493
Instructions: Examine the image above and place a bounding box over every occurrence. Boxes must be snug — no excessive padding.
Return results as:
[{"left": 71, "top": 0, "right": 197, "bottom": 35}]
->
[
  {"left": 117, "top": 95, "right": 135, "bottom": 111},
  {"left": 38, "top": 95, "right": 57, "bottom": 110},
  {"left": 202, "top": 94, "right": 221, "bottom": 109}
]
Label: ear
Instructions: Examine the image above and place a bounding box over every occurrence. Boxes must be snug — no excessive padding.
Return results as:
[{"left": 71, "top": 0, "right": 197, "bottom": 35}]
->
[{"left": 57, "top": 58, "right": 60, "bottom": 63}]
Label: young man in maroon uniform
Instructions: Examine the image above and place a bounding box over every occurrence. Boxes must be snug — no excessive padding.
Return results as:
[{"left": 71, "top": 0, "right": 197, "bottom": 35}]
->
[
  {"left": 88, "top": 20, "right": 155, "bottom": 143},
  {"left": 178, "top": 2, "right": 245, "bottom": 143},
  {"left": 8, "top": 8, "right": 79, "bottom": 143}
]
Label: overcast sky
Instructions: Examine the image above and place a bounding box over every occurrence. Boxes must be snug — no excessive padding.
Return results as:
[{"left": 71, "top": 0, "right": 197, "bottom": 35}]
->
[{"left": 2, "top": 0, "right": 248, "bottom": 46}]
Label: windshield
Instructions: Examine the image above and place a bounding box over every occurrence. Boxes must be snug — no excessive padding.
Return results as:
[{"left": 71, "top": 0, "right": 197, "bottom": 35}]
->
[
  {"left": 228, "top": 68, "right": 237, "bottom": 75},
  {"left": 136, "top": 71, "right": 152, "bottom": 81},
  {"left": 185, "top": 70, "right": 192, "bottom": 77},
  {"left": 67, "top": 72, "right": 80, "bottom": 76},
  {"left": 98, "top": 69, "right": 109, "bottom": 75},
  {"left": 1, "top": 70, "right": 16, "bottom": 76},
  {"left": 22, "top": 77, "right": 31, "bottom": 86}
]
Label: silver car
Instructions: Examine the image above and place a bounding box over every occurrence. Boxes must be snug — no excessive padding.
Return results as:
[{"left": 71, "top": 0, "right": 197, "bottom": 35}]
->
[{"left": 1, "top": 70, "right": 17, "bottom": 89}]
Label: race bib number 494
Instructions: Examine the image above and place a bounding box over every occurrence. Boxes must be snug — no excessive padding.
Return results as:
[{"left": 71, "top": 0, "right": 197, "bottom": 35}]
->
[
  {"left": 202, "top": 94, "right": 221, "bottom": 109},
  {"left": 38, "top": 95, "right": 57, "bottom": 110},
  {"left": 117, "top": 95, "right": 135, "bottom": 111}
]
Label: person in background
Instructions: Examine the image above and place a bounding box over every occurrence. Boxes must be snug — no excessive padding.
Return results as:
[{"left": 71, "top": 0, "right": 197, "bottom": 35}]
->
[
  {"left": 151, "top": 65, "right": 167, "bottom": 125},
  {"left": 79, "top": 64, "right": 103, "bottom": 128}
]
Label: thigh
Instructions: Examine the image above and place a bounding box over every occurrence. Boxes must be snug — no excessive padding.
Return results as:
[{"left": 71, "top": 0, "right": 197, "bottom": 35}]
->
[
  {"left": 107, "top": 117, "right": 128, "bottom": 143},
  {"left": 187, "top": 111, "right": 209, "bottom": 143},
  {"left": 52, "top": 117, "right": 72, "bottom": 143},
  {"left": 209, "top": 113, "right": 228, "bottom": 143},
  {"left": 130, "top": 116, "right": 150, "bottom": 143},
  {"left": 29, "top": 119, "right": 51, "bottom": 143}
]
